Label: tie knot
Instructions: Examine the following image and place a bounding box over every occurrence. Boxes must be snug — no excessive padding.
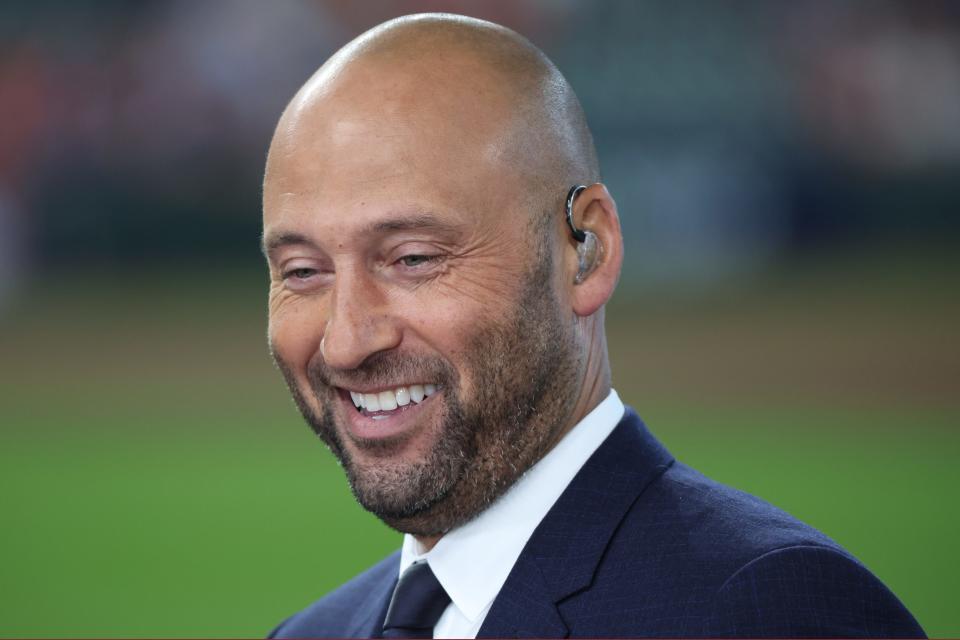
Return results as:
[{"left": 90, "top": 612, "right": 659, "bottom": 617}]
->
[{"left": 382, "top": 562, "right": 451, "bottom": 638}]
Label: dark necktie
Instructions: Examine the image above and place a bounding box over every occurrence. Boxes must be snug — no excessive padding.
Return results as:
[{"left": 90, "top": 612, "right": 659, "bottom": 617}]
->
[{"left": 381, "top": 561, "right": 451, "bottom": 638}]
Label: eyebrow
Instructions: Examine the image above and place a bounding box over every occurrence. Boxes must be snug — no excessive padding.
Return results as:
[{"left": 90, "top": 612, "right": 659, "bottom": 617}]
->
[
  {"left": 260, "top": 231, "right": 318, "bottom": 258},
  {"left": 363, "top": 211, "right": 461, "bottom": 235},
  {"left": 261, "top": 211, "right": 462, "bottom": 258}
]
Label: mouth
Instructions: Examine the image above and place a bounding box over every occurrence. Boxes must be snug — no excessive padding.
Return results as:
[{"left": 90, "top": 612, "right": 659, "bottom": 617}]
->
[
  {"left": 344, "top": 383, "right": 439, "bottom": 418},
  {"left": 335, "top": 383, "right": 441, "bottom": 444}
]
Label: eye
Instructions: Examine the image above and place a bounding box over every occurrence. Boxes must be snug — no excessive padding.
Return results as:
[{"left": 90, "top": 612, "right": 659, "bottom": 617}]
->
[
  {"left": 399, "top": 254, "right": 435, "bottom": 268},
  {"left": 284, "top": 267, "right": 317, "bottom": 280},
  {"left": 386, "top": 247, "right": 446, "bottom": 279}
]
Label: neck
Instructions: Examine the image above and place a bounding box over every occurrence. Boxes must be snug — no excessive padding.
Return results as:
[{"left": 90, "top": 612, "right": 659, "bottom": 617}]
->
[
  {"left": 415, "top": 534, "right": 442, "bottom": 552},
  {"left": 556, "top": 312, "right": 612, "bottom": 446}
]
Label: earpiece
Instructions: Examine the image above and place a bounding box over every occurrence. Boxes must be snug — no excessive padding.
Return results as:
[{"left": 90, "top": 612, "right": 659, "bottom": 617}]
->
[
  {"left": 575, "top": 229, "right": 601, "bottom": 284},
  {"left": 565, "top": 184, "right": 602, "bottom": 284}
]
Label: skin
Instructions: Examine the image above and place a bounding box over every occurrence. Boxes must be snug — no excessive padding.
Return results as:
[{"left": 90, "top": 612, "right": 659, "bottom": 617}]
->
[{"left": 262, "top": 14, "right": 624, "bottom": 549}]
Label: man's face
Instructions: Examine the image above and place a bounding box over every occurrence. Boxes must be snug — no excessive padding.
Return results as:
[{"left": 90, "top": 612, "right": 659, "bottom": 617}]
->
[{"left": 262, "top": 62, "right": 581, "bottom": 535}]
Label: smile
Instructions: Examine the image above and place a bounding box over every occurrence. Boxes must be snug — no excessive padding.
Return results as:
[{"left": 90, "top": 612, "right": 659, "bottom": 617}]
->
[{"left": 346, "top": 384, "right": 438, "bottom": 413}]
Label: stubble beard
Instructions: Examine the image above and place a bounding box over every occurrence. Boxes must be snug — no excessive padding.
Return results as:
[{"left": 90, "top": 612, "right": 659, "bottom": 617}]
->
[{"left": 273, "top": 247, "right": 581, "bottom": 537}]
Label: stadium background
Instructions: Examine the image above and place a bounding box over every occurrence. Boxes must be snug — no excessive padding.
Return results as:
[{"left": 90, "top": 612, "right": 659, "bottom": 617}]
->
[{"left": 0, "top": 1, "right": 957, "bottom": 636}]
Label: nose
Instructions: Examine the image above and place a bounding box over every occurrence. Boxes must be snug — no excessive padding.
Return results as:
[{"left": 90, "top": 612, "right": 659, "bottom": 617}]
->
[{"left": 320, "top": 269, "right": 402, "bottom": 370}]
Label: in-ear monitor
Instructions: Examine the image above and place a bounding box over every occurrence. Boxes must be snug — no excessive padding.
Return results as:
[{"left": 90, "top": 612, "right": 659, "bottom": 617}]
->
[{"left": 565, "top": 184, "right": 602, "bottom": 284}]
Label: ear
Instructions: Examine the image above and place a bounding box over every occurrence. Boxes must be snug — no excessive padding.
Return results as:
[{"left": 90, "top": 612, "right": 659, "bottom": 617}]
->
[{"left": 563, "top": 182, "right": 623, "bottom": 317}]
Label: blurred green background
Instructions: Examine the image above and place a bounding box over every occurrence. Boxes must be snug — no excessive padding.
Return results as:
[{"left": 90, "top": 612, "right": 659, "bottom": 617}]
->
[{"left": 1, "top": 0, "right": 958, "bottom": 637}]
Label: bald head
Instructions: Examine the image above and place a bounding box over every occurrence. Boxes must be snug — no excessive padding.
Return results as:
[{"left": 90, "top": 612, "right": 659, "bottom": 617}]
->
[{"left": 266, "top": 13, "right": 599, "bottom": 219}]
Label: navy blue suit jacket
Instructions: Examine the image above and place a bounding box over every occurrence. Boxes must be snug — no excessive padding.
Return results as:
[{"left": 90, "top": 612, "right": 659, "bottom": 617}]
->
[{"left": 271, "top": 409, "right": 925, "bottom": 638}]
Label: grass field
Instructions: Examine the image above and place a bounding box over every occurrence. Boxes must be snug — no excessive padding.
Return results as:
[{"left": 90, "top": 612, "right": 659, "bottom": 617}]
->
[{"left": 1, "top": 257, "right": 957, "bottom": 637}]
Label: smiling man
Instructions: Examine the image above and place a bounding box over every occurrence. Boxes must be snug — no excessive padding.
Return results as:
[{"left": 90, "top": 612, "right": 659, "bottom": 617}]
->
[{"left": 262, "top": 13, "right": 924, "bottom": 639}]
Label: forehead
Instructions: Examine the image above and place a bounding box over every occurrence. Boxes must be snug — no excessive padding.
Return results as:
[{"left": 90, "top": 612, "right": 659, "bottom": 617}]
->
[
  {"left": 263, "top": 58, "right": 532, "bottom": 234},
  {"left": 265, "top": 126, "right": 500, "bottom": 238}
]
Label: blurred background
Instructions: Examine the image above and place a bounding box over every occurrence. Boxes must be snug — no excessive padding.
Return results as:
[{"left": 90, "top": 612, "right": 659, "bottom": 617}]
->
[{"left": 0, "top": 0, "right": 957, "bottom": 636}]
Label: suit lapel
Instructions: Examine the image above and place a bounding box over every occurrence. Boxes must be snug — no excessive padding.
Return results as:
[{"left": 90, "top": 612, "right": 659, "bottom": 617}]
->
[
  {"left": 475, "top": 550, "right": 568, "bottom": 638},
  {"left": 478, "top": 409, "right": 674, "bottom": 638},
  {"left": 343, "top": 552, "right": 399, "bottom": 637}
]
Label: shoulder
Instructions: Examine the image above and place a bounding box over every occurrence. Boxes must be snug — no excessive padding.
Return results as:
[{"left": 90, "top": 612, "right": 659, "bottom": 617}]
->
[
  {"left": 707, "top": 543, "right": 925, "bottom": 637},
  {"left": 268, "top": 550, "right": 400, "bottom": 639},
  {"left": 647, "top": 461, "right": 844, "bottom": 558},
  {"left": 596, "top": 460, "right": 848, "bottom": 595},
  {"left": 576, "top": 462, "right": 925, "bottom": 636}
]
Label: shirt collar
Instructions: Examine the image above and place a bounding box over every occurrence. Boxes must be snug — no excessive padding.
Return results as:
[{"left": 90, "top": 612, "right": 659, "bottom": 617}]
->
[{"left": 399, "top": 389, "right": 625, "bottom": 622}]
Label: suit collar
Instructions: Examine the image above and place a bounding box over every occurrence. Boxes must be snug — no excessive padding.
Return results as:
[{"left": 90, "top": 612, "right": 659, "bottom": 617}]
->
[{"left": 478, "top": 408, "right": 674, "bottom": 637}]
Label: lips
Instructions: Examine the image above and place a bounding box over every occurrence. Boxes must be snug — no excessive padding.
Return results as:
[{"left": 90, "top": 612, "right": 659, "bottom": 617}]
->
[{"left": 337, "top": 383, "right": 441, "bottom": 444}]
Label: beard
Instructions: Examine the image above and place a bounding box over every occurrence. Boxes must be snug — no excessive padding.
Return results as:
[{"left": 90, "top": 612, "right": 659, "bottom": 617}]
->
[{"left": 272, "top": 245, "right": 580, "bottom": 537}]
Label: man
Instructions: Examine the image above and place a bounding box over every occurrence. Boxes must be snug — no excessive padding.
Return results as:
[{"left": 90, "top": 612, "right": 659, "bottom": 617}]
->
[{"left": 261, "top": 13, "right": 924, "bottom": 639}]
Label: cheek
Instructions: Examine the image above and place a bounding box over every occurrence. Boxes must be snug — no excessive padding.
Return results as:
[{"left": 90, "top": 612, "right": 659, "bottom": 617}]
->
[
  {"left": 268, "top": 297, "right": 325, "bottom": 374},
  {"left": 395, "top": 262, "right": 520, "bottom": 340},
  {"left": 396, "top": 291, "right": 476, "bottom": 350},
  {"left": 394, "top": 294, "right": 493, "bottom": 400}
]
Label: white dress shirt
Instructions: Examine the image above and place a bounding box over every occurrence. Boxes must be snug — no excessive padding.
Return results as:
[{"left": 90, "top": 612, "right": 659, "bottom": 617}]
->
[{"left": 398, "top": 389, "right": 625, "bottom": 638}]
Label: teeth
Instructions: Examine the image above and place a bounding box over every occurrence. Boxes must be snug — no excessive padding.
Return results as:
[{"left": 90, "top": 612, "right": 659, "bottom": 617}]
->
[
  {"left": 348, "top": 384, "right": 437, "bottom": 413},
  {"left": 409, "top": 385, "right": 425, "bottom": 403},
  {"left": 378, "top": 390, "right": 398, "bottom": 411}
]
